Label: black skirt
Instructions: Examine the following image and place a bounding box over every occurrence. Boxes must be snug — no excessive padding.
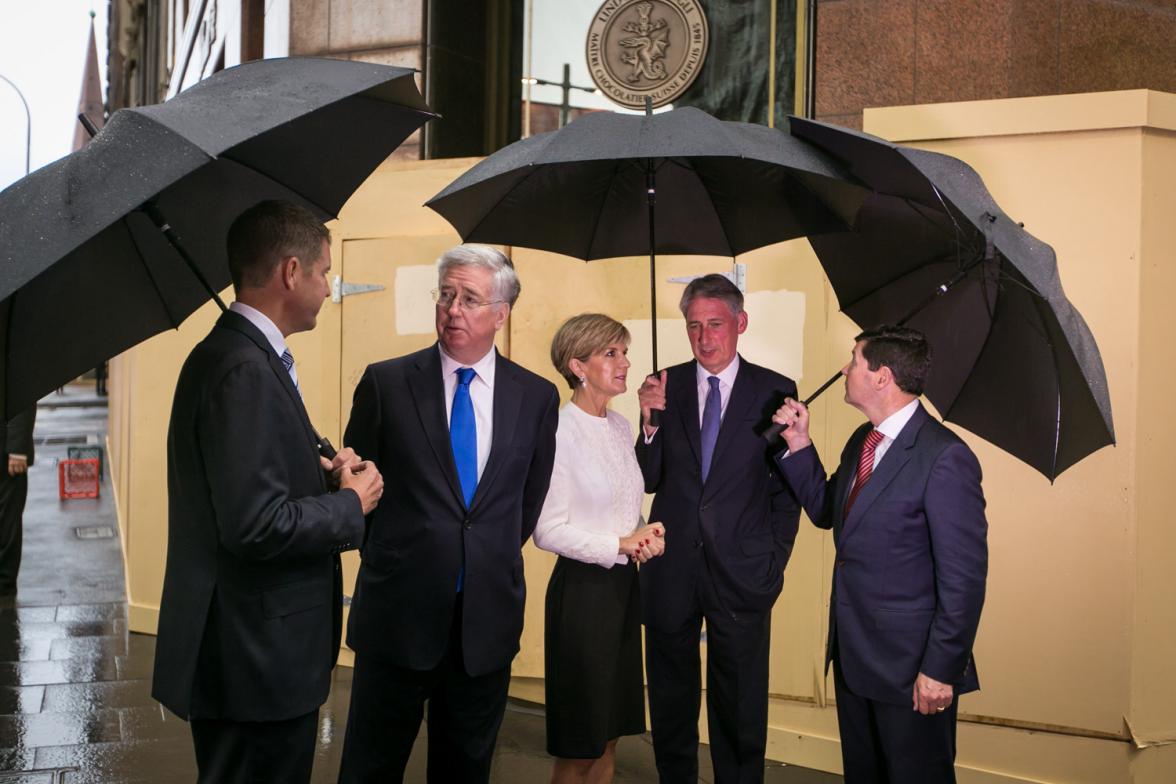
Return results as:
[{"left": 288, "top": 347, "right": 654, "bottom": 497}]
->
[{"left": 544, "top": 556, "right": 646, "bottom": 759}]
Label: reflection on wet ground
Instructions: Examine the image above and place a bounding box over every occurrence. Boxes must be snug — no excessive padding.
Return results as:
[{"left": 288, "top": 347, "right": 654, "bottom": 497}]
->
[{"left": 0, "top": 386, "right": 842, "bottom": 783}]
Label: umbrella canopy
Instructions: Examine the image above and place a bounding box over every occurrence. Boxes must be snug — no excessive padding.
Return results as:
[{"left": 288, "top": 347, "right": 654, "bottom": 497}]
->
[
  {"left": 427, "top": 107, "right": 866, "bottom": 260},
  {"left": 0, "top": 56, "right": 433, "bottom": 419},
  {"left": 427, "top": 106, "right": 868, "bottom": 376},
  {"left": 790, "top": 116, "right": 1114, "bottom": 480}
]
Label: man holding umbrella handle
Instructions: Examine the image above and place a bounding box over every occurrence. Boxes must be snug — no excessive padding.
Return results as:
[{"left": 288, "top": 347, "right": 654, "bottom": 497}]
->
[
  {"left": 153, "top": 201, "right": 384, "bottom": 784},
  {"left": 635, "top": 274, "right": 801, "bottom": 783},
  {"left": 771, "top": 325, "right": 987, "bottom": 783}
]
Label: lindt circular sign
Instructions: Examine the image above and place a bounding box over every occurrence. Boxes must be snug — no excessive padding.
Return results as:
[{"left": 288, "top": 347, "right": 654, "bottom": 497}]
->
[{"left": 586, "top": 0, "right": 710, "bottom": 110}]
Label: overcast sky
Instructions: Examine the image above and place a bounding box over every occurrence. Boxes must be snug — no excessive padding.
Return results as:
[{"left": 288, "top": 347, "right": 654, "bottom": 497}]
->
[{"left": 0, "top": 2, "right": 108, "bottom": 191}]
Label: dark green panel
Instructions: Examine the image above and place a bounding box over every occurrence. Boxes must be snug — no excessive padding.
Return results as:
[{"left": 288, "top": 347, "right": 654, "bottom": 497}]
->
[{"left": 673, "top": 0, "right": 797, "bottom": 126}]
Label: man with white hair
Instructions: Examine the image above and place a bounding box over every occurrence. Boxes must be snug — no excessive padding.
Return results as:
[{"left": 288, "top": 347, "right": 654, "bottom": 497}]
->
[{"left": 339, "top": 244, "right": 560, "bottom": 783}]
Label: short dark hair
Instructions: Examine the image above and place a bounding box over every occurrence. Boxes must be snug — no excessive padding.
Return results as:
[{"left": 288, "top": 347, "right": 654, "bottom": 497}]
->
[
  {"left": 679, "top": 273, "right": 743, "bottom": 316},
  {"left": 226, "top": 201, "right": 330, "bottom": 290},
  {"left": 855, "top": 325, "right": 932, "bottom": 395}
]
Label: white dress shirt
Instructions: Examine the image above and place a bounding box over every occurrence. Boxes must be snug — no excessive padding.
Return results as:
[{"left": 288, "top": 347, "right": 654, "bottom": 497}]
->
[
  {"left": 869, "top": 398, "right": 919, "bottom": 470},
  {"left": 229, "top": 301, "right": 296, "bottom": 388},
  {"left": 439, "top": 344, "right": 496, "bottom": 482},
  {"left": 644, "top": 355, "right": 742, "bottom": 443},
  {"left": 534, "top": 404, "right": 645, "bottom": 568},
  {"left": 695, "top": 354, "right": 741, "bottom": 428}
]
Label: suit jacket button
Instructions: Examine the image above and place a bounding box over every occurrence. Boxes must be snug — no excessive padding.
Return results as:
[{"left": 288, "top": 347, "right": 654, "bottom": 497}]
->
[
  {"left": 694, "top": 539, "right": 703, "bottom": 549},
  {"left": 836, "top": 560, "right": 846, "bottom": 567},
  {"left": 463, "top": 520, "right": 472, "bottom": 530}
]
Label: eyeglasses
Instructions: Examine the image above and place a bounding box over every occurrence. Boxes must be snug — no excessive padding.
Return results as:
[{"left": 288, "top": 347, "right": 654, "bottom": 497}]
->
[{"left": 431, "top": 289, "right": 505, "bottom": 310}]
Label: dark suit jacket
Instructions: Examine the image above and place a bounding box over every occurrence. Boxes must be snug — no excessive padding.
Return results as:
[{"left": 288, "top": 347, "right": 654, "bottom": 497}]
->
[
  {"left": 636, "top": 357, "right": 801, "bottom": 630},
  {"left": 343, "top": 344, "right": 559, "bottom": 677},
  {"left": 777, "top": 403, "right": 988, "bottom": 707},
  {"left": 3, "top": 409, "right": 35, "bottom": 466},
  {"left": 152, "top": 310, "right": 365, "bottom": 722}
]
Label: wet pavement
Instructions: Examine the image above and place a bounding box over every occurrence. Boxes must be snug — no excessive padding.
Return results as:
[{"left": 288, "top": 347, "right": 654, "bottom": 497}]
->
[{"left": 0, "top": 383, "right": 842, "bottom": 783}]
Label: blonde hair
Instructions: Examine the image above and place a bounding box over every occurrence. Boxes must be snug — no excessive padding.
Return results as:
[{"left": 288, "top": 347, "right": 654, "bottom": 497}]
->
[{"left": 550, "top": 314, "right": 631, "bottom": 389}]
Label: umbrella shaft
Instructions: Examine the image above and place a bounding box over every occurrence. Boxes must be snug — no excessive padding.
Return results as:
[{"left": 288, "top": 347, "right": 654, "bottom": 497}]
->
[
  {"left": 141, "top": 202, "right": 228, "bottom": 313},
  {"left": 647, "top": 160, "right": 658, "bottom": 372},
  {"left": 647, "top": 160, "right": 661, "bottom": 428}
]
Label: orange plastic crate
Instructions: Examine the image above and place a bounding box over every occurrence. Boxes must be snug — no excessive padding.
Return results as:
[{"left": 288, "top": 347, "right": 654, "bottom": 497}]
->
[{"left": 59, "top": 458, "right": 101, "bottom": 499}]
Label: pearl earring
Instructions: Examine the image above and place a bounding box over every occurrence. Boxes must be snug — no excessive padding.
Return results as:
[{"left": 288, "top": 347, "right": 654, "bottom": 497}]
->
[{"left": 578, "top": 376, "right": 586, "bottom": 386}]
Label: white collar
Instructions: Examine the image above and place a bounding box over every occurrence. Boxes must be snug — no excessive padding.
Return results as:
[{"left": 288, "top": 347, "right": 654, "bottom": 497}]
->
[
  {"left": 439, "top": 344, "right": 497, "bottom": 387},
  {"left": 229, "top": 301, "right": 288, "bottom": 360},
  {"left": 695, "top": 354, "right": 741, "bottom": 389},
  {"left": 876, "top": 398, "right": 920, "bottom": 441}
]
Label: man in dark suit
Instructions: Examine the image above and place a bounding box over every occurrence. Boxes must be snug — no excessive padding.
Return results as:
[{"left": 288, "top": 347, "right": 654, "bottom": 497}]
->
[
  {"left": 153, "top": 201, "right": 384, "bottom": 784},
  {"left": 0, "top": 407, "right": 36, "bottom": 595},
  {"left": 772, "top": 325, "right": 987, "bottom": 783},
  {"left": 338, "top": 244, "right": 559, "bottom": 783},
  {"left": 635, "top": 274, "right": 801, "bottom": 783}
]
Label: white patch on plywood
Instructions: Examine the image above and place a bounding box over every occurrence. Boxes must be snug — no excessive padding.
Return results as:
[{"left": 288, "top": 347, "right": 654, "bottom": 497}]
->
[
  {"left": 395, "top": 265, "right": 439, "bottom": 335},
  {"left": 740, "top": 290, "right": 806, "bottom": 383}
]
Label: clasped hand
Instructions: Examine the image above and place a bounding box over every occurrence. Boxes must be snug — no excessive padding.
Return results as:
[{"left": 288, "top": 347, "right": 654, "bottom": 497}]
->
[
  {"left": 320, "top": 447, "right": 384, "bottom": 515},
  {"left": 771, "top": 398, "right": 813, "bottom": 453},
  {"left": 637, "top": 371, "right": 667, "bottom": 436},
  {"left": 620, "top": 522, "right": 666, "bottom": 563}
]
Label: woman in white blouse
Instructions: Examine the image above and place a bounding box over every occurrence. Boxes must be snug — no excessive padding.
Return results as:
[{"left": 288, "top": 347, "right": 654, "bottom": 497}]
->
[{"left": 535, "top": 313, "right": 666, "bottom": 784}]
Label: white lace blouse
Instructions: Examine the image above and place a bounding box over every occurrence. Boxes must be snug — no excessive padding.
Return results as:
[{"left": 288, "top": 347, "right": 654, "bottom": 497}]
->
[{"left": 533, "top": 403, "right": 646, "bottom": 568}]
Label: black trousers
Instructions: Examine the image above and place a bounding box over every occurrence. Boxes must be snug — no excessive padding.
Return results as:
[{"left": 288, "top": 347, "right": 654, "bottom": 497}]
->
[
  {"left": 338, "top": 595, "right": 512, "bottom": 784},
  {"left": 644, "top": 577, "right": 772, "bottom": 784},
  {"left": 0, "top": 472, "right": 28, "bottom": 591},
  {"left": 832, "top": 656, "right": 958, "bottom": 784},
  {"left": 190, "top": 710, "right": 319, "bottom": 784}
]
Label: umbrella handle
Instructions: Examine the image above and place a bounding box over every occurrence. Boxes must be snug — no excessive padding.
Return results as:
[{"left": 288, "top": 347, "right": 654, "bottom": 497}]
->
[
  {"left": 317, "top": 434, "right": 338, "bottom": 460},
  {"left": 760, "top": 370, "right": 842, "bottom": 442}
]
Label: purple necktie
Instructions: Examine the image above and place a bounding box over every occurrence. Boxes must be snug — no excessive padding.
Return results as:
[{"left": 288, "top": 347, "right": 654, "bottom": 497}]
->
[{"left": 700, "top": 376, "right": 721, "bottom": 481}]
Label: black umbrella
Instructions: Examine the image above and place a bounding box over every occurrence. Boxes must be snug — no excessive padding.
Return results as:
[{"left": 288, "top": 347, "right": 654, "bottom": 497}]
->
[
  {"left": 769, "top": 116, "right": 1114, "bottom": 480},
  {"left": 425, "top": 105, "right": 868, "bottom": 371},
  {"left": 0, "top": 56, "right": 434, "bottom": 420}
]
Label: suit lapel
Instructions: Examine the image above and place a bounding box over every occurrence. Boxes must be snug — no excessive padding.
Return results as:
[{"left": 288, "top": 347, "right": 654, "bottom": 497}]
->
[
  {"left": 830, "top": 426, "right": 869, "bottom": 543},
  {"left": 840, "top": 404, "right": 928, "bottom": 544},
  {"left": 674, "top": 364, "right": 702, "bottom": 471},
  {"left": 406, "top": 346, "right": 466, "bottom": 509},
  {"left": 703, "top": 358, "right": 756, "bottom": 493},
  {"left": 217, "top": 311, "right": 319, "bottom": 457},
  {"left": 469, "top": 353, "right": 522, "bottom": 513}
]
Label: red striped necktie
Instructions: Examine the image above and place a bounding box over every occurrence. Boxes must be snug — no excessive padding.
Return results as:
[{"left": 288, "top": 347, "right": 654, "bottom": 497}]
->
[{"left": 845, "top": 429, "right": 885, "bottom": 515}]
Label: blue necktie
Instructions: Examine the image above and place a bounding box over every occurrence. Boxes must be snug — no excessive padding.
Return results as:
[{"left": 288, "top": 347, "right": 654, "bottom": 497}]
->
[
  {"left": 700, "top": 375, "right": 721, "bottom": 482},
  {"left": 278, "top": 350, "right": 301, "bottom": 399},
  {"left": 450, "top": 367, "right": 478, "bottom": 507},
  {"left": 280, "top": 349, "right": 299, "bottom": 391}
]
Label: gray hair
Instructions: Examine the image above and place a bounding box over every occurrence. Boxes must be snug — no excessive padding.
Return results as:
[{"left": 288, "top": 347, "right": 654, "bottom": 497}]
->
[
  {"left": 679, "top": 273, "right": 743, "bottom": 317},
  {"left": 437, "top": 244, "right": 521, "bottom": 307}
]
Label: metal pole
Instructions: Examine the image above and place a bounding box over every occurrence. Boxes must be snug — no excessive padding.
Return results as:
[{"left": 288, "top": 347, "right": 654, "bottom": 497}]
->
[
  {"left": 0, "top": 74, "right": 31, "bottom": 175},
  {"left": 559, "top": 63, "right": 571, "bottom": 128}
]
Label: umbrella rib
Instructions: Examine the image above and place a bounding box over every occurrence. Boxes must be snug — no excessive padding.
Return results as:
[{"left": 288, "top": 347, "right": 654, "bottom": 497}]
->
[
  {"left": 220, "top": 154, "right": 338, "bottom": 219},
  {"left": 584, "top": 159, "right": 630, "bottom": 261},
  {"left": 1029, "top": 286, "right": 1065, "bottom": 480},
  {"left": 902, "top": 197, "right": 983, "bottom": 261},
  {"left": 461, "top": 165, "right": 548, "bottom": 252},
  {"left": 835, "top": 248, "right": 982, "bottom": 315},
  {"left": 686, "top": 158, "right": 738, "bottom": 257},
  {"left": 123, "top": 214, "right": 184, "bottom": 329}
]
